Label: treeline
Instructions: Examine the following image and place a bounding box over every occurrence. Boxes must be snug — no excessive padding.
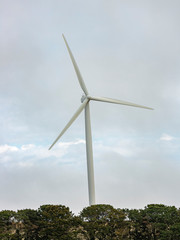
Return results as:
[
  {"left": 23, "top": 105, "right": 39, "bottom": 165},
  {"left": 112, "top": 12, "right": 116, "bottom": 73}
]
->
[{"left": 0, "top": 204, "right": 180, "bottom": 239}]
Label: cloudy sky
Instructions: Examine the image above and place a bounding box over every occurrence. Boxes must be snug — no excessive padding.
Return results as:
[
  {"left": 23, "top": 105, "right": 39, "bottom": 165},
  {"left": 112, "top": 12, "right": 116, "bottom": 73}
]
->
[{"left": 1, "top": 0, "right": 180, "bottom": 214}]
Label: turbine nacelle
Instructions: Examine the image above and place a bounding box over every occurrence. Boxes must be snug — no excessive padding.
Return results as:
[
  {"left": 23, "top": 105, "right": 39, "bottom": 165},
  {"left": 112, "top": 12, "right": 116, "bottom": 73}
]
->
[{"left": 81, "top": 95, "right": 87, "bottom": 103}]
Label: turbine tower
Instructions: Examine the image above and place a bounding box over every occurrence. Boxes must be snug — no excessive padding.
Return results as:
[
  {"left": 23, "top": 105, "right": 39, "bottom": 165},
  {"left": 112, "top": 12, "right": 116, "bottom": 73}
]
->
[{"left": 49, "top": 34, "right": 153, "bottom": 206}]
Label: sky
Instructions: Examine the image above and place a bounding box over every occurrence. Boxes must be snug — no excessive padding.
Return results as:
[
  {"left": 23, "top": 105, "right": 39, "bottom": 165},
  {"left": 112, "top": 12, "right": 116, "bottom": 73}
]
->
[{"left": 0, "top": 0, "right": 180, "bottom": 214}]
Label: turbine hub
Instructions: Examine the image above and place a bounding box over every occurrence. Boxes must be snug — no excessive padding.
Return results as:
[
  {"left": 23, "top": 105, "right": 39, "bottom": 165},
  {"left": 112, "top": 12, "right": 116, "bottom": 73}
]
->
[{"left": 81, "top": 95, "right": 86, "bottom": 103}]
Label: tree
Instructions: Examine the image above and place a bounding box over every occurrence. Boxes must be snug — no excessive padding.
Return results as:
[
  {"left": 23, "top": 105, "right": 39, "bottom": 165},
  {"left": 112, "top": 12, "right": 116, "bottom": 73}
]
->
[
  {"left": 80, "top": 204, "right": 128, "bottom": 240},
  {"left": 16, "top": 209, "right": 40, "bottom": 239},
  {"left": 126, "top": 204, "right": 180, "bottom": 240},
  {"left": 0, "top": 210, "right": 17, "bottom": 240},
  {"left": 37, "top": 204, "right": 74, "bottom": 240},
  {"left": 0, "top": 203, "right": 180, "bottom": 239}
]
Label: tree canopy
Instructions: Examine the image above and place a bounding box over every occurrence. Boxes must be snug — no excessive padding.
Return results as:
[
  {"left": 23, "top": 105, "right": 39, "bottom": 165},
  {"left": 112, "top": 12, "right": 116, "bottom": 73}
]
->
[{"left": 0, "top": 204, "right": 180, "bottom": 240}]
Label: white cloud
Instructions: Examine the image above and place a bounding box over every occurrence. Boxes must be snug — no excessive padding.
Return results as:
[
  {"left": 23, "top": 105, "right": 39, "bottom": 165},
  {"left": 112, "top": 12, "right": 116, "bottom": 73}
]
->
[
  {"left": 0, "top": 144, "right": 19, "bottom": 153},
  {"left": 57, "top": 139, "right": 85, "bottom": 148},
  {"left": 160, "top": 133, "right": 174, "bottom": 141},
  {"left": 0, "top": 135, "right": 180, "bottom": 213},
  {"left": 0, "top": 139, "right": 85, "bottom": 166},
  {"left": 21, "top": 144, "right": 35, "bottom": 151}
]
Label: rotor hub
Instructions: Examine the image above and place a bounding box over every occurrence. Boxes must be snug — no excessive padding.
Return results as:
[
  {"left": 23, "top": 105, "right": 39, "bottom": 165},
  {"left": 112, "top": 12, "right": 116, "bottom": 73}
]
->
[{"left": 81, "top": 95, "right": 87, "bottom": 103}]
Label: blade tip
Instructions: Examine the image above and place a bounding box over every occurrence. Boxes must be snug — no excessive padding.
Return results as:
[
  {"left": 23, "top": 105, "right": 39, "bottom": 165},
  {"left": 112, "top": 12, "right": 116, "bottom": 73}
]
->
[
  {"left": 62, "top": 33, "right": 66, "bottom": 41},
  {"left": 48, "top": 145, "right": 53, "bottom": 150}
]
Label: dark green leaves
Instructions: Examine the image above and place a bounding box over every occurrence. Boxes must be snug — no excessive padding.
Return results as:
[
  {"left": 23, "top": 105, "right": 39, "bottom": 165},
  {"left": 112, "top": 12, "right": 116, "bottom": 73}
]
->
[{"left": 0, "top": 204, "right": 180, "bottom": 239}]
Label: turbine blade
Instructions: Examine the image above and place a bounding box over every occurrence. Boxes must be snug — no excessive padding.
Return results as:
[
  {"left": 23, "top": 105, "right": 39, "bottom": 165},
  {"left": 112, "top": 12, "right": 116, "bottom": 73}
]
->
[
  {"left": 62, "top": 34, "right": 89, "bottom": 95},
  {"left": 49, "top": 98, "right": 89, "bottom": 150},
  {"left": 88, "top": 96, "right": 153, "bottom": 110}
]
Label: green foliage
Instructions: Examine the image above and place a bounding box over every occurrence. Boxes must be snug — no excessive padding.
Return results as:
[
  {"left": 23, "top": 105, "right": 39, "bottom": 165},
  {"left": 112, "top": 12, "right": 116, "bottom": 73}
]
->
[
  {"left": 80, "top": 204, "right": 128, "bottom": 239},
  {"left": 16, "top": 209, "right": 40, "bottom": 239},
  {"left": 0, "top": 210, "right": 17, "bottom": 240},
  {"left": 0, "top": 203, "right": 180, "bottom": 239},
  {"left": 0, "top": 210, "right": 16, "bottom": 229},
  {"left": 126, "top": 204, "right": 180, "bottom": 240},
  {"left": 37, "top": 204, "right": 74, "bottom": 240}
]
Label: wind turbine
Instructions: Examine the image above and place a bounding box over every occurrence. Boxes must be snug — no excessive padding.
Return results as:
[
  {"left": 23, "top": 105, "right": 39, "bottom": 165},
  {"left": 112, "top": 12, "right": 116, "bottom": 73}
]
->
[{"left": 49, "top": 34, "right": 153, "bottom": 206}]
